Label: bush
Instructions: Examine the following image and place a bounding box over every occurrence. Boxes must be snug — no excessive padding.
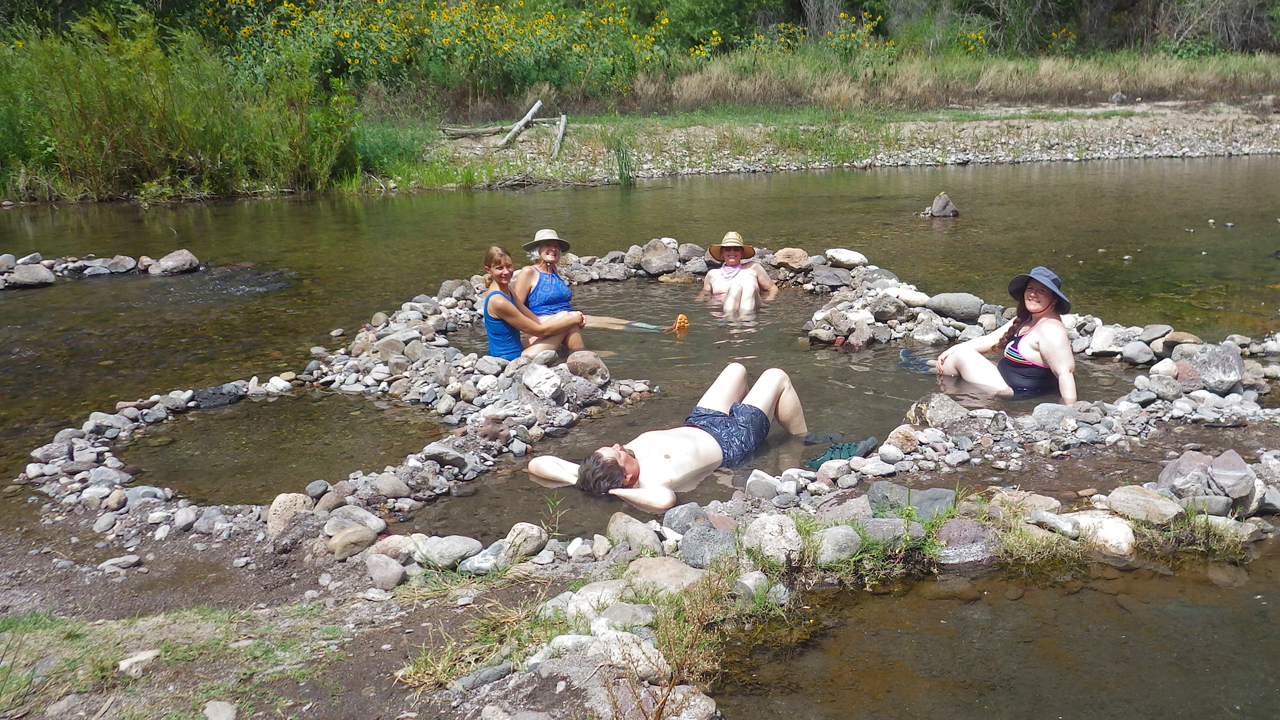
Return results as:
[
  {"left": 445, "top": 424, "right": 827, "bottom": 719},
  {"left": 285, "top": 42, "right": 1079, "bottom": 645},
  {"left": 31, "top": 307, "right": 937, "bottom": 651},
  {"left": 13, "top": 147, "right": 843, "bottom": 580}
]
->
[{"left": 0, "top": 11, "right": 357, "bottom": 199}]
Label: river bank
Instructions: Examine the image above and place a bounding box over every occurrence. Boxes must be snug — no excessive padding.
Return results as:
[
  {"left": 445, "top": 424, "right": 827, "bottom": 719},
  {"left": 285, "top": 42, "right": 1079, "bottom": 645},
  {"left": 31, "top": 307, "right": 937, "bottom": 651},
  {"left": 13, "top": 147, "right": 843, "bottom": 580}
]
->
[
  {"left": 5, "top": 234, "right": 1280, "bottom": 718},
  {"left": 364, "top": 99, "right": 1280, "bottom": 191}
]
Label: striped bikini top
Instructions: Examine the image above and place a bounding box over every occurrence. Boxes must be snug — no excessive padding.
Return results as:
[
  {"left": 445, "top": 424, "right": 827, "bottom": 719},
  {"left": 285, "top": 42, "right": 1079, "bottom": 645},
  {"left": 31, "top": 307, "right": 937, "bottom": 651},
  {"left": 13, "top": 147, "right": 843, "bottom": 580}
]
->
[{"left": 1003, "top": 331, "right": 1047, "bottom": 368}]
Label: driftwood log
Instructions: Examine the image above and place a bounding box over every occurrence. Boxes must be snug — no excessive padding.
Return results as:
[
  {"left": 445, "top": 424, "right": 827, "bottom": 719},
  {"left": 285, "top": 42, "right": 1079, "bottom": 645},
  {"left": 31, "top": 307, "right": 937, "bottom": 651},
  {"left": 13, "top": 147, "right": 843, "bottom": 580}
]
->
[
  {"left": 552, "top": 114, "right": 568, "bottom": 159},
  {"left": 439, "top": 117, "right": 561, "bottom": 138},
  {"left": 498, "top": 100, "right": 543, "bottom": 148}
]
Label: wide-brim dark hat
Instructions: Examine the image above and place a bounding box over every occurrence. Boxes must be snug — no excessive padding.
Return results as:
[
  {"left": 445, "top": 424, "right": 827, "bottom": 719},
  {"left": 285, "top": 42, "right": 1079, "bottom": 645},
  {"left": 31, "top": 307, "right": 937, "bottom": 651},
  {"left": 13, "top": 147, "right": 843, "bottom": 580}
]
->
[
  {"left": 522, "top": 228, "right": 571, "bottom": 253},
  {"left": 1009, "top": 266, "right": 1071, "bottom": 314},
  {"left": 708, "top": 231, "right": 755, "bottom": 262}
]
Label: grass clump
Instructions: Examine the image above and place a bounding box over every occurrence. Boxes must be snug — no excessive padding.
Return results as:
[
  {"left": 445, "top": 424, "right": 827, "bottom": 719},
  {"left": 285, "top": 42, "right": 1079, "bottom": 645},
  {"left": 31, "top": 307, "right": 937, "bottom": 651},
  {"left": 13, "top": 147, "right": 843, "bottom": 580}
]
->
[
  {"left": 995, "top": 524, "right": 1092, "bottom": 583},
  {"left": 1132, "top": 512, "right": 1248, "bottom": 565}
]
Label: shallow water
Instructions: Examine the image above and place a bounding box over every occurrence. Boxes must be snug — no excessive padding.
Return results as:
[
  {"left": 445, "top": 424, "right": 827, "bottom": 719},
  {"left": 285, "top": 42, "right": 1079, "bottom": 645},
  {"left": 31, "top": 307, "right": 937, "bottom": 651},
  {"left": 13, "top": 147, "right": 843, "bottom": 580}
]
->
[
  {"left": 716, "top": 545, "right": 1280, "bottom": 720},
  {"left": 2, "top": 157, "right": 1278, "bottom": 520}
]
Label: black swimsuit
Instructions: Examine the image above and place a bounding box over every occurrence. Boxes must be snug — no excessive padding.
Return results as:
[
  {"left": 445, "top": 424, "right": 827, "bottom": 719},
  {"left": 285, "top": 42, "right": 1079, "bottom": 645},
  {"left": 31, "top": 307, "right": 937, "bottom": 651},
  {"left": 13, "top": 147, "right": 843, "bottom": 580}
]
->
[{"left": 997, "top": 332, "right": 1059, "bottom": 396}]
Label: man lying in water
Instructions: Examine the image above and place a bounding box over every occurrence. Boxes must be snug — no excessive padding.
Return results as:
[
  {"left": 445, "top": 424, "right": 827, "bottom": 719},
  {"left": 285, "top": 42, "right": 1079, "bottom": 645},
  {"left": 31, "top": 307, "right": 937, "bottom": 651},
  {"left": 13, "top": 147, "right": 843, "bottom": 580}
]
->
[{"left": 526, "top": 362, "right": 808, "bottom": 512}]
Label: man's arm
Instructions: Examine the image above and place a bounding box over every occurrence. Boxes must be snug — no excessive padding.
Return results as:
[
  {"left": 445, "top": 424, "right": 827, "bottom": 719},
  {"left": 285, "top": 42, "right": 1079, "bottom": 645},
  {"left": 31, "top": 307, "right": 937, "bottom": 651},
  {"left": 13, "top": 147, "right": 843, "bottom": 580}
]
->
[
  {"left": 608, "top": 486, "right": 677, "bottom": 513},
  {"left": 527, "top": 456, "right": 580, "bottom": 486}
]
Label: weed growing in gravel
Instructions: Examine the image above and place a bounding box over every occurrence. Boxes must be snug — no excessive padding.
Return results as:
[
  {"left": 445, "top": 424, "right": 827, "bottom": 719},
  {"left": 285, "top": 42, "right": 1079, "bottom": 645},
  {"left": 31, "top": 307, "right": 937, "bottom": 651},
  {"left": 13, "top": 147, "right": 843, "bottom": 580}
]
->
[
  {"left": 1132, "top": 511, "right": 1247, "bottom": 564},
  {"left": 995, "top": 524, "right": 1091, "bottom": 583}
]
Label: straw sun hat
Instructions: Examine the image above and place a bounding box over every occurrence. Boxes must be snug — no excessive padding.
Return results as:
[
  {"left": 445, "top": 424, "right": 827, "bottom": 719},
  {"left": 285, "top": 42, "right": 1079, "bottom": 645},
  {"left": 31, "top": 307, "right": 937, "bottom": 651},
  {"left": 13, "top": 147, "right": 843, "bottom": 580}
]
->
[
  {"left": 522, "top": 228, "right": 571, "bottom": 253},
  {"left": 708, "top": 232, "right": 755, "bottom": 262}
]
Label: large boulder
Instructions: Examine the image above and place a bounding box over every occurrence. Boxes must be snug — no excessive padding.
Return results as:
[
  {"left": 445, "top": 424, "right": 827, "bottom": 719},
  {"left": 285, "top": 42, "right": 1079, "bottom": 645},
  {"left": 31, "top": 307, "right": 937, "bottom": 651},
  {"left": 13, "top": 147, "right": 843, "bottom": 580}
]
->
[
  {"left": 418, "top": 535, "right": 483, "bottom": 569},
  {"left": 811, "top": 265, "right": 852, "bottom": 288},
  {"left": 679, "top": 525, "right": 737, "bottom": 569},
  {"left": 607, "top": 512, "right": 661, "bottom": 554},
  {"left": 1088, "top": 325, "right": 1138, "bottom": 356},
  {"left": 741, "top": 514, "right": 803, "bottom": 566},
  {"left": 522, "top": 363, "right": 563, "bottom": 400},
  {"left": 1065, "top": 511, "right": 1135, "bottom": 556},
  {"left": 328, "top": 525, "right": 377, "bottom": 561},
  {"left": 825, "top": 249, "right": 867, "bottom": 268},
  {"left": 815, "top": 525, "right": 862, "bottom": 565},
  {"left": 1172, "top": 343, "right": 1244, "bottom": 394},
  {"left": 928, "top": 192, "right": 959, "bottom": 217},
  {"left": 501, "top": 522, "right": 549, "bottom": 564},
  {"left": 1208, "top": 449, "right": 1256, "bottom": 499},
  {"left": 266, "top": 493, "right": 313, "bottom": 539},
  {"left": 1157, "top": 451, "right": 1213, "bottom": 498},
  {"left": 149, "top": 249, "right": 200, "bottom": 276},
  {"left": 926, "top": 293, "right": 983, "bottom": 322},
  {"left": 638, "top": 239, "right": 679, "bottom": 275},
  {"left": 7, "top": 263, "right": 56, "bottom": 287},
  {"left": 772, "top": 248, "right": 810, "bottom": 270},
  {"left": 869, "top": 294, "right": 912, "bottom": 323}
]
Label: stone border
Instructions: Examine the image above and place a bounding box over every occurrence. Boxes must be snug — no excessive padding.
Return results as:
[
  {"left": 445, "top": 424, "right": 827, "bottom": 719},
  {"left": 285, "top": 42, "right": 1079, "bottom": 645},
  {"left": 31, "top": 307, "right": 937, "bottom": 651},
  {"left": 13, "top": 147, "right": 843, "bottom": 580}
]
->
[{"left": 0, "top": 249, "right": 202, "bottom": 290}]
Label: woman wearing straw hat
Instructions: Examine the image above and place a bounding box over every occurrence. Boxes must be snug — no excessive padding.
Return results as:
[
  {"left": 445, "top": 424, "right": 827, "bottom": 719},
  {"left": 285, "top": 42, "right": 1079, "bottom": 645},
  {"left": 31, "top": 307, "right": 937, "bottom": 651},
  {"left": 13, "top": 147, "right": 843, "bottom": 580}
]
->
[
  {"left": 699, "top": 232, "right": 777, "bottom": 317},
  {"left": 934, "top": 266, "right": 1077, "bottom": 403},
  {"left": 513, "top": 228, "right": 587, "bottom": 352}
]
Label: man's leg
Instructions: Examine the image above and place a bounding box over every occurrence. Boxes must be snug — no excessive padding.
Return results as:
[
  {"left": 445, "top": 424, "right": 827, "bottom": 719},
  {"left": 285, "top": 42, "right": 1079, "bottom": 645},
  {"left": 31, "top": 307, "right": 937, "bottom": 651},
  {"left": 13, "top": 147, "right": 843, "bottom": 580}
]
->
[
  {"left": 742, "top": 368, "right": 807, "bottom": 435},
  {"left": 693, "top": 362, "right": 749, "bottom": 414}
]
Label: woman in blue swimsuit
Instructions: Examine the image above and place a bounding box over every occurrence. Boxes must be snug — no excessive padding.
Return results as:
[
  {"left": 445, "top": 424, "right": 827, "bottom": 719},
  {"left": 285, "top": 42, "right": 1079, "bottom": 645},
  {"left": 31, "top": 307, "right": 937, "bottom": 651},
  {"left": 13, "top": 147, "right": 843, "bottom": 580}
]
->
[
  {"left": 934, "top": 266, "right": 1077, "bottom": 403},
  {"left": 482, "top": 246, "right": 584, "bottom": 361},
  {"left": 513, "top": 229, "right": 586, "bottom": 353}
]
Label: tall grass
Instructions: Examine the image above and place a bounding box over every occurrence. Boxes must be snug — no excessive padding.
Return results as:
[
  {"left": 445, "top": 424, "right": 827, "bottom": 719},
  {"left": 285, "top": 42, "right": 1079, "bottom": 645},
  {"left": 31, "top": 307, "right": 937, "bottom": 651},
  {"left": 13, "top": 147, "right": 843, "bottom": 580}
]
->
[{"left": 0, "top": 12, "right": 357, "bottom": 200}]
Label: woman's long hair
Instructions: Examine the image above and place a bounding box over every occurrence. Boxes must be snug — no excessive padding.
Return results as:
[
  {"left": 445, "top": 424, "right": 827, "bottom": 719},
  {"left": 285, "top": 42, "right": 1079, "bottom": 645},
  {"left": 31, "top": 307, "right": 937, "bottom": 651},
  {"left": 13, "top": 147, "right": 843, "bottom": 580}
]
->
[
  {"left": 482, "top": 245, "right": 513, "bottom": 286},
  {"left": 999, "top": 294, "right": 1061, "bottom": 347}
]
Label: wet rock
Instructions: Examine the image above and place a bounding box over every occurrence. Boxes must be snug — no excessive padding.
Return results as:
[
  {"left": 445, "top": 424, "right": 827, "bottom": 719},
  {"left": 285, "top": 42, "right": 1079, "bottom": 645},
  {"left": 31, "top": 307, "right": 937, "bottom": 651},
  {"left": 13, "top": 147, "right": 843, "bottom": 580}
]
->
[
  {"left": 7, "top": 263, "right": 56, "bottom": 287},
  {"left": 812, "top": 265, "right": 852, "bottom": 288},
  {"left": 328, "top": 525, "right": 377, "bottom": 560},
  {"left": 624, "top": 556, "right": 706, "bottom": 596},
  {"left": 607, "top": 512, "right": 661, "bottom": 554},
  {"left": 825, "top": 249, "right": 867, "bottom": 268},
  {"left": 915, "top": 577, "right": 980, "bottom": 601},
  {"left": 663, "top": 502, "right": 710, "bottom": 534},
  {"left": 501, "top": 522, "right": 549, "bottom": 565},
  {"left": 929, "top": 192, "right": 959, "bottom": 217},
  {"left": 1141, "top": 324, "right": 1174, "bottom": 343},
  {"left": 149, "top": 249, "right": 200, "bottom": 276},
  {"left": 815, "top": 525, "right": 862, "bottom": 565},
  {"left": 566, "top": 350, "right": 610, "bottom": 387},
  {"left": 905, "top": 393, "right": 967, "bottom": 428},
  {"left": 745, "top": 469, "right": 781, "bottom": 499},
  {"left": 266, "top": 494, "right": 313, "bottom": 539},
  {"left": 867, "top": 481, "right": 955, "bottom": 521},
  {"left": 1106, "top": 486, "right": 1183, "bottom": 525},
  {"left": 192, "top": 383, "right": 246, "bottom": 409},
  {"left": 365, "top": 553, "right": 406, "bottom": 590},
  {"left": 106, "top": 255, "right": 137, "bottom": 273},
  {"left": 926, "top": 293, "right": 983, "bottom": 322},
  {"left": 936, "top": 519, "right": 995, "bottom": 569},
  {"left": 639, "top": 239, "right": 679, "bottom": 275},
  {"left": 1207, "top": 564, "right": 1249, "bottom": 589},
  {"left": 742, "top": 514, "right": 803, "bottom": 566},
  {"left": 418, "top": 535, "right": 483, "bottom": 569}
]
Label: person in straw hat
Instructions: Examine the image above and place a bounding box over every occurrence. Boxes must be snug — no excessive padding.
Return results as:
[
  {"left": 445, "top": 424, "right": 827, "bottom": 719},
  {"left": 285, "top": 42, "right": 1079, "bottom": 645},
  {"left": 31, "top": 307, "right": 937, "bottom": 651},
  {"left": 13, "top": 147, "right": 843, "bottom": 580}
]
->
[
  {"left": 699, "top": 231, "right": 777, "bottom": 317},
  {"left": 513, "top": 228, "right": 586, "bottom": 352},
  {"left": 933, "top": 266, "right": 1077, "bottom": 403}
]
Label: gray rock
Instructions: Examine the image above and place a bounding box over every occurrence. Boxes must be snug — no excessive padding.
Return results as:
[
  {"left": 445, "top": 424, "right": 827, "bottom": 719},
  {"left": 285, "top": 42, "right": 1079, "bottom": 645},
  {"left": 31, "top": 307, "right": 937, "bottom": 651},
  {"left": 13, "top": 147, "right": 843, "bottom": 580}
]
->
[
  {"left": 419, "top": 535, "right": 483, "bottom": 569},
  {"left": 592, "top": 601, "right": 657, "bottom": 633},
  {"left": 106, "top": 255, "right": 137, "bottom": 273},
  {"left": 304, "top": 480, "right": 331, "bottom": 498},
  {"left": 867, "top": 481, "right": 955, "bottom": 521},
  {"left": 607, "top": 512, "right": 661, "bottom": 554},
  {"left": 87, "top": 466, "right": 132, "bottom": 487},
  {"left": 203, "top": 700, "right": 238, "bottom": 720},
  {"left": 860, "top": 518, "right": 909, "bottom": 543},
  {"left": 93, "top": 512, "right": 118, "bottom": 533},
  {"left": 1158, "top": 451, "right": 1213, "bottom": 498},
  {"left": 639, "top": 239, "right": 679, "bottom": 275},
  {"left": 742, "top": 515, "right": 803, "bottom": 566},
  {"left": 192, "top": 383, "right": 246, "bottom": 409},
  {"left": 420, "top": 442, "right": 468, "bottom": 469},
  {"left": 906, "top": 393, "right": 967, "bottom": 428},
  {"left": 501, "top": 522, "right": 549, "bottom": 564},
  {"left": 869, "top": 294, "right": 911, "bottom": 323},
  {"left": 522, "top": 363, "right": 562, "bottom": 400},
  {"left": 15, "top": 252, "right": 40, "bottom": 265},
  {"left": 623, "top": 556, "right": 706, "bottom": 597},
  {"left": 173, "top": 506, "right": 199, "bottom": 532},
  {"left": 453, "top": 661, "right": 513, "bottom": 691},
  {"left": 745, "top": 469, "right": 781, "bottom": 499},
  {"left": 926, "top": 292, "right": 983, "bottom": 322},
  {"left": 1029, "top": 509, "right": 1081, "bottom": 538},
  {"left": 1121, "top": 341, "right": 1155, "bottom": 365},
  {"left": 1180, "top": 495, "right": 1233, "bottom": 516},
  {"left": 0, "top": 253, "right": 13, "bottom": 270},
  {"left": 934, "top": 518, "right": 995, "bottom": 569},
  {"left": 1173, "top": 342, "right": 1244, "bottom": 394},
  {"left": 825, "top": 249, "right": 867, "bottom": 268},
  {"left": 815, "top": 525, "right": 862, "bottom": 565},
  {"left": 1107, "top": 486, "right": 1183, "bottom": 525},
  {"left": 1148, "top": 374, "right": 1184, "bottom": 401},
  {"left": 1031, "top": 403, "right": 1075, "bottom": 430},
  {"left": 1140, "top": 324, "right": 1174, "bottom": 343},
  {"left": 811, "top": 265, "right": 852, "bottom": 288},
  {"left": 562, "top": 374, "right": 603, "bottom": 407},
  {"left": 366, "top": 553, "right": 406, "bottom": 590},
  {"left": 929, "top": 192, "right": 959, "bottom": 217},
  {"left": 566, "top": 579, "right": 630, "bottom": 622},
  {"left": 329, "top": 505, "right": 387, "bottom": 533},
  {"left": 192, "top": 507, "right": 226, "bottom": 534},
  {"left": 1088, "top": 325, "right": 1137, "bottom": 356},
  {"left": 663, "top": 502, "right": 711, "bottom": 534},
  {"left": 679, "top": 525, "right": 737, "bottom": 569},
  {"left": 7, "top": 263, "right": 56, "bottom": 287},
  {"left": 1208, "top": 450, "right": 1256, "bottom": 499},
  {"left": 149, "top": 249, "right": 200, "bottom": 275},
  {"left": 374, "top": 473, "right": 410, "bottom": 499},
  {"left": 1257, "top": 487, "right": 1280, "bottom": 515}
]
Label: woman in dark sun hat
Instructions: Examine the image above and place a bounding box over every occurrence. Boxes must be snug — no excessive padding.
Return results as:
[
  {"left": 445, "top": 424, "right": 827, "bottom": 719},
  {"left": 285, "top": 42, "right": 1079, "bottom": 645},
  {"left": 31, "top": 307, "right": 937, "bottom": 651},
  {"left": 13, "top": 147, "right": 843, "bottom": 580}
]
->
[{"left": 934, "top": 266, "right": 1077, "bottom": 403}]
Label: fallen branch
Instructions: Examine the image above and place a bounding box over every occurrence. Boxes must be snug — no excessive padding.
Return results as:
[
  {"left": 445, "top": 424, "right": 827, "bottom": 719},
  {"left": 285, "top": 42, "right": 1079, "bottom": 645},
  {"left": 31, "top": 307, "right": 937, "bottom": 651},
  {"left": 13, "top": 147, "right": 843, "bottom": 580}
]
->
[
  {"left": 440, "top": 116, "right": 561, "bottom": 138},
  {"left": 498, "top": 99, "right": 543, "bottom": 148},
  {"left": 552, "top": 114, "right": 568, "bottom": 159}
]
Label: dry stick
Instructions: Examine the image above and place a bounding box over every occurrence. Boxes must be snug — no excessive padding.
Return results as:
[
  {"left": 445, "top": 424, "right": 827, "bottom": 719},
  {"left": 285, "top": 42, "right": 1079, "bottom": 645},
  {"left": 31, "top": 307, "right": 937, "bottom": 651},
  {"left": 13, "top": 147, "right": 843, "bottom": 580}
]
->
[
  {"left": 440, "top": 118, "right": 562, "bottom": 138},
  {"left": 551, "top": 114, "right": 568, "bottom": 159},
  {"left": 498, "top": 100, "right": 543, "bottom": 148}
]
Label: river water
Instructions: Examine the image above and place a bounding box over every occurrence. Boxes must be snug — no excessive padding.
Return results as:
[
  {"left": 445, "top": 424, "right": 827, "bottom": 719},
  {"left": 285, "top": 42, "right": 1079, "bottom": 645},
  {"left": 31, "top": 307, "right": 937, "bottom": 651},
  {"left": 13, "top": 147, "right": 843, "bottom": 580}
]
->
[{"left": 3, "top": 156, "right": 1280, "bottom": 716}]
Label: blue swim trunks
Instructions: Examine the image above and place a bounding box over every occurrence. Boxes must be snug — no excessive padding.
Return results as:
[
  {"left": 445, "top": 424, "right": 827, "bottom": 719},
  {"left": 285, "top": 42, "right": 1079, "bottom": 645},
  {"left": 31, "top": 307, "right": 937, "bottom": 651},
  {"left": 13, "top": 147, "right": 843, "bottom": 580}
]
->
[{"left": 683, "top": 403, "right": 771, "bottom": 467}]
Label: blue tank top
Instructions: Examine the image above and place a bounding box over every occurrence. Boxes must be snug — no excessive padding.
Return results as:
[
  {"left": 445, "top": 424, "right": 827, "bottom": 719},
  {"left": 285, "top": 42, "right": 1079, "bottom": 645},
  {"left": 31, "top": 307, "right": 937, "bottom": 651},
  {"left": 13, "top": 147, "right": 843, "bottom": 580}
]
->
[
  {"left": 484, "top": 290, "right": 523, "bottom": 360},
  {"left": 526, "top": 269, "right": 573, "bottom": 315}
]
